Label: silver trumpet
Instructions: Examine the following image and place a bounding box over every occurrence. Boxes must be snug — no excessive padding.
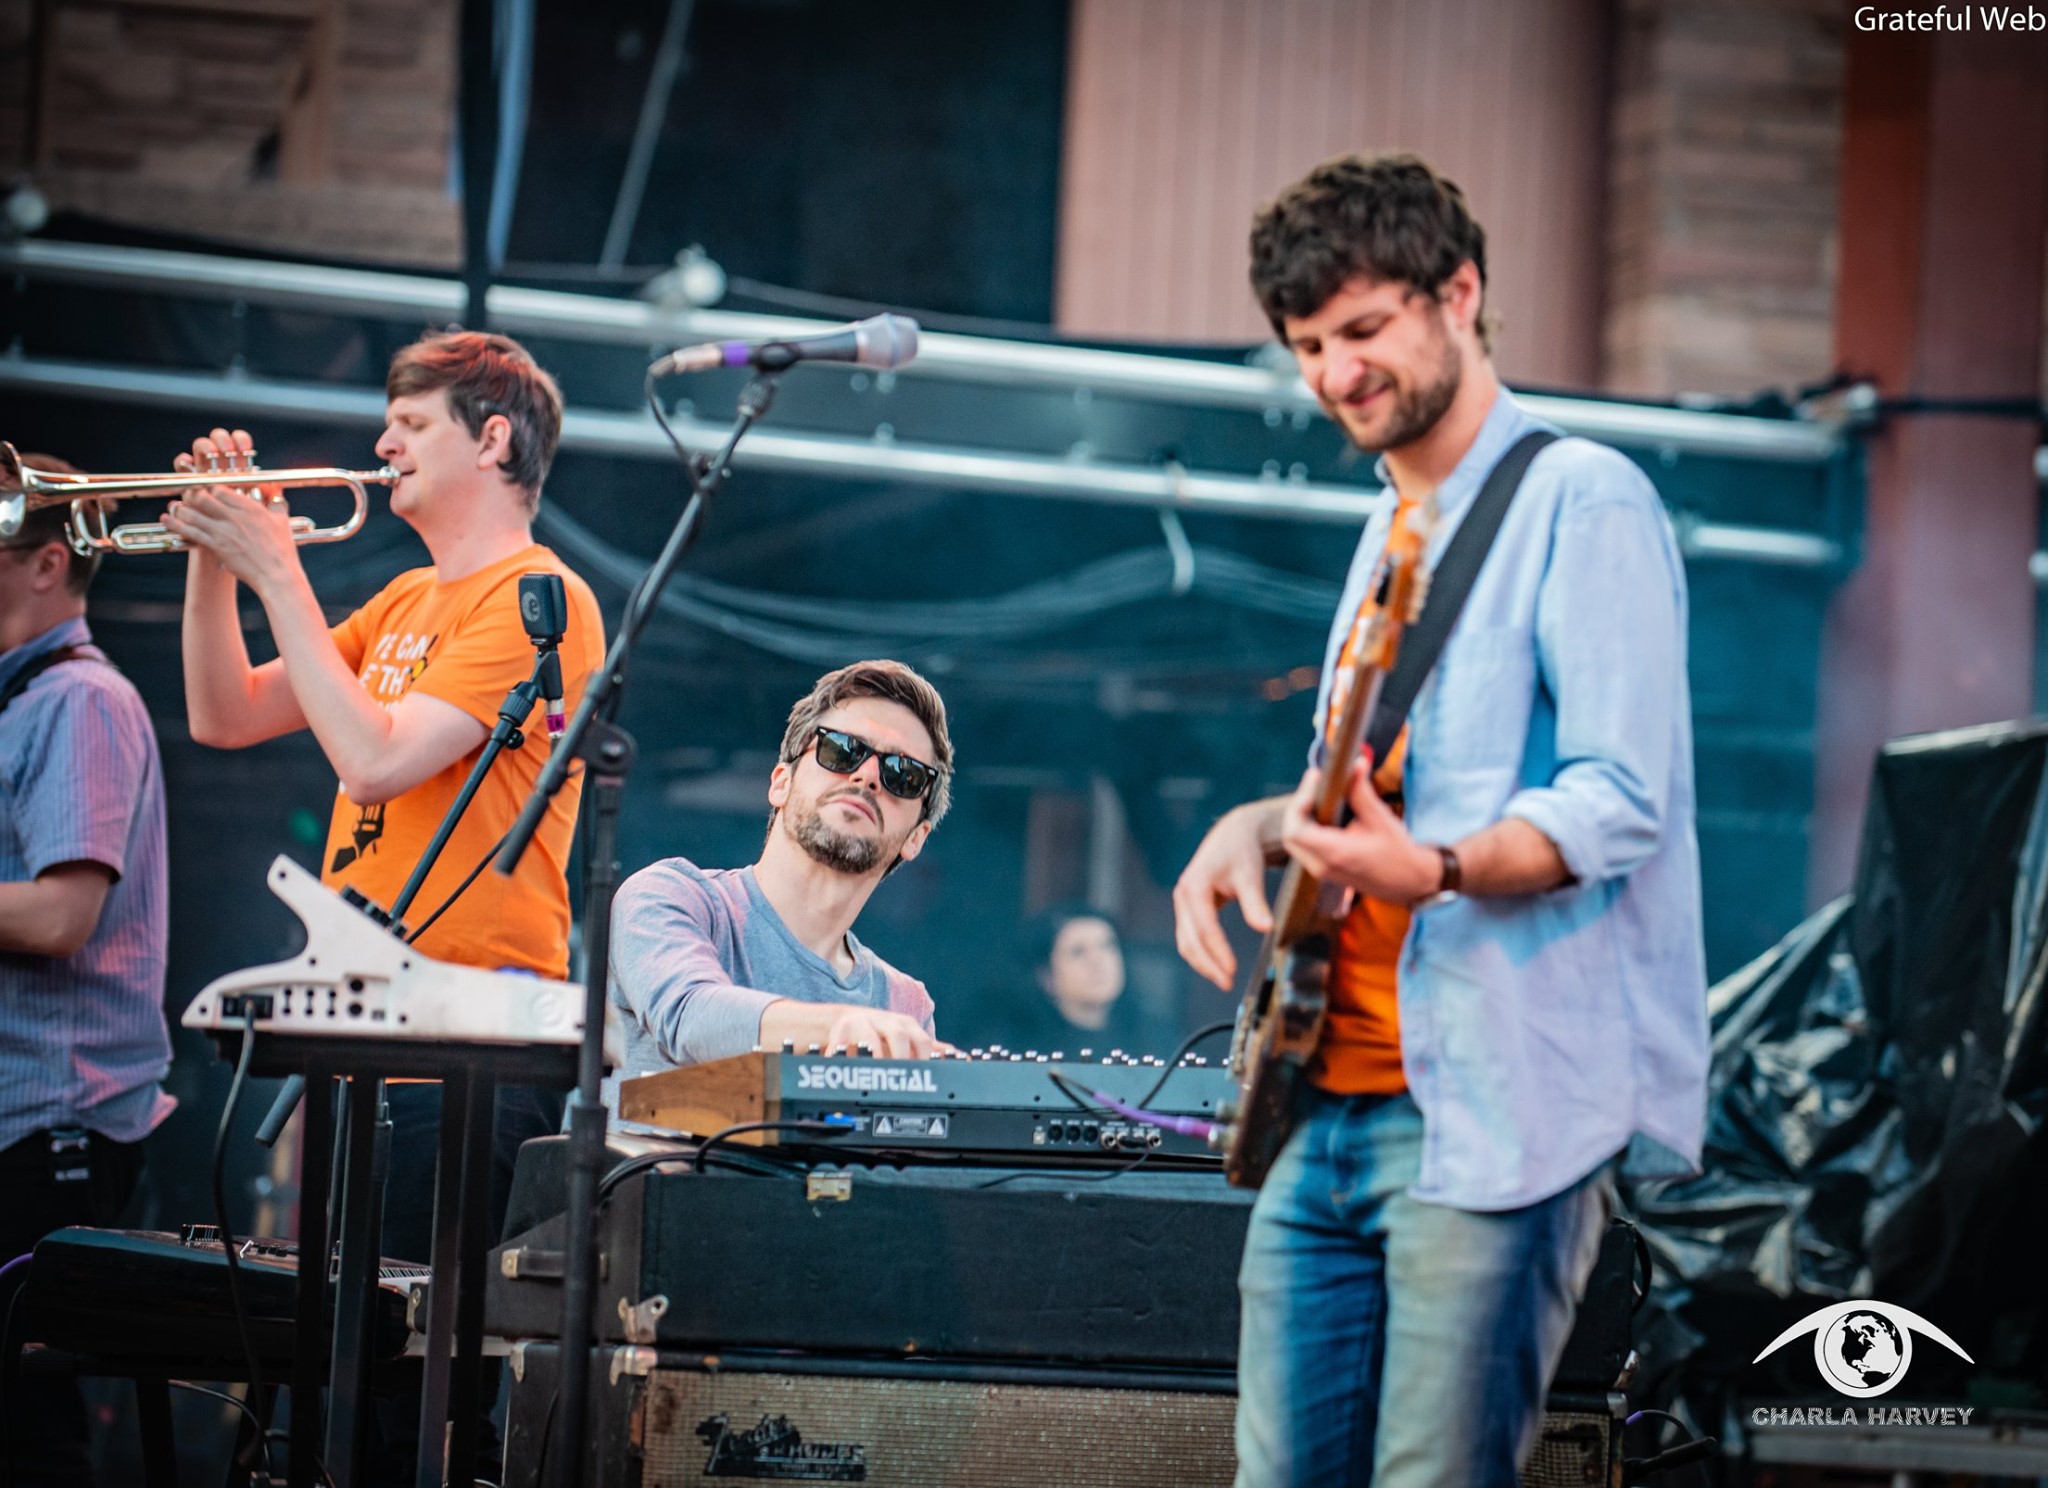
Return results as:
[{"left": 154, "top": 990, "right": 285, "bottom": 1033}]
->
[{"left": 0, "top": 442, "right": 398, "bottom": 555}]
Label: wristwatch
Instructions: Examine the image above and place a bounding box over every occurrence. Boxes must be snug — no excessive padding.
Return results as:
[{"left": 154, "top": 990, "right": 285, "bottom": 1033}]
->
[{"left": 1415, "top": 844, "right": 1462, "bottom": 910}]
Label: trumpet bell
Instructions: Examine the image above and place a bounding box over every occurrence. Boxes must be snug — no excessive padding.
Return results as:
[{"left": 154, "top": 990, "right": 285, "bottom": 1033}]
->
[{"left": 0, "top": 442, "right": 25, "bottom": 540}]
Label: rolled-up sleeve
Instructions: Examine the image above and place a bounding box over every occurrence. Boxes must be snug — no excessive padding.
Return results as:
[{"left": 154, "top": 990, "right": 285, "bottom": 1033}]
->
[
  {"left": 1502, "top": 470, "right": 1686, "bottom": 884},
  {"left": 609, "top": 866, "right": 779, "bottom": 1064}
]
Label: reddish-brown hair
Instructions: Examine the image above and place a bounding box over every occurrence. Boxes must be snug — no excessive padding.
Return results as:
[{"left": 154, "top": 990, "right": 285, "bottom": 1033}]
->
[{"left": 386, "top": 330, "right": 564, "bottom": 512}]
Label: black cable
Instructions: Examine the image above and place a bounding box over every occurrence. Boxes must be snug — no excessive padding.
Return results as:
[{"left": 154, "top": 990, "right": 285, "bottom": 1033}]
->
[
  {"left": 1630, "top": 1225, "right": 1654, "bottom": 1314},
  {"left": 165, "top": 1379, "right": 276, "bottom": 1480},
  {"left": 593, "top": 1150, "right": 691, "bottom": 1207},
  {"left": 1136, "top": 1021, "right": 1235, "bottom": 1109},
  {"left": 404, "top": 829, "right": 510, "bottom": 946},
  {"left": 977, "top": 1149, "right": 1153, "bottom": 1190},
  {"left": 691, "top": 1119, "right": 854, "bottom": 1174},
  {"left": 1625, "top": 1409, "right": 1697, "bottom": 1438},
  {"left": 1623, "top": 1408, "right": 1716, "bottom": 1487},
  {"left": 1044, "top": 1020, "right": 1235, "bottom": 1117},
  {"left": 592, "top": 1122, "right": 851, "bottom": 1206},
  {"left": 211, "top": 1009, "right": 270, "bottom": 1465},
  {"left": 531, "top": 1376, "right": 560, "bottom": 1485}
]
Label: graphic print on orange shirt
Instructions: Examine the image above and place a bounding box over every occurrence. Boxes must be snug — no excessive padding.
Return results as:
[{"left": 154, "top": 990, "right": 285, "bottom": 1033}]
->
[
  {"left": 329, "top": 634, "right": 439, "bottom": 871},
  {"left": 1309, "top": 493, "right": 1427, "bottom": 1097},
  {"left": 320, "top": 544, "right": 605, "bottom": 978}
]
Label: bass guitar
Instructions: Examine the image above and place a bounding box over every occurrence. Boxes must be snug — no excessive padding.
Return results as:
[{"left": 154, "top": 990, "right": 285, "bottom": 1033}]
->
[{"left": 1215, "top": 492, "right": 1439, "bottom": 1188}]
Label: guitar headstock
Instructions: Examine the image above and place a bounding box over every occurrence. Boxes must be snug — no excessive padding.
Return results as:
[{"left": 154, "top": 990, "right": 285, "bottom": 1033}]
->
[{"left": 1357, "top": 491, "right": 1440, "bottom": 668}]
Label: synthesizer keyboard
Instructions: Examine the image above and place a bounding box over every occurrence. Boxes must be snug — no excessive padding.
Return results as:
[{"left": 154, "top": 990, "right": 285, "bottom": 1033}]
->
[
  {"left": 23, "top": 1224, "right": 425, "bottom": 1369},
  {"left": 181, "top": 855, "right": 589, "bottom": 1047},
  {"left": 618, "top": 1048, "right": 1232, "bottom": 1161}
]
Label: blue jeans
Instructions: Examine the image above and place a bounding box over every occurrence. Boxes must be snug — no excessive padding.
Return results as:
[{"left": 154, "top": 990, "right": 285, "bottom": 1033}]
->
[{"left": 1235, "top": 1090, "right": 1612, "bottom": 1488}]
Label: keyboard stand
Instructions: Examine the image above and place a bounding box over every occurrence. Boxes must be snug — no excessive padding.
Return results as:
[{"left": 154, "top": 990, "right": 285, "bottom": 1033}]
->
[{"left": 210, "top": 1030, "right": 576, "bottom": 1488}]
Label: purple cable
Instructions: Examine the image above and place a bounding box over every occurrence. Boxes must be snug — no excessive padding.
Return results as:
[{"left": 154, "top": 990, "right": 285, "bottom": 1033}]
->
[
  {"left": 0, "top": 1252, "right": 31, "bottom": 1289},
  {"left": 1088, "top": 1088, "right": 1215, "bottom": 1142}
]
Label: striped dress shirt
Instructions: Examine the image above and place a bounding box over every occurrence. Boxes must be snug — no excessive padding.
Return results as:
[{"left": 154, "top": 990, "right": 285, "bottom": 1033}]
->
[{"left": 0, "top": 615, "right": 174, "bottom": 1152}]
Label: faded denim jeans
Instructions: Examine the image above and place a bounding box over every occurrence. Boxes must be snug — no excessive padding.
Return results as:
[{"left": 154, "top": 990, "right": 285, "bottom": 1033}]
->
[{"left": 1235, "top": 1090, "right": 1612, "bottom": 1487}]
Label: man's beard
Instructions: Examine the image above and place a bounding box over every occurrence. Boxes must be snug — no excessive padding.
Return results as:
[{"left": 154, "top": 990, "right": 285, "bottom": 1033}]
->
[
  {"left": 786, "top": 795, "right": 887, "bottom": 875},
  {"left": 1344, "top": 321, "right": 1463, "bottom": 453}
]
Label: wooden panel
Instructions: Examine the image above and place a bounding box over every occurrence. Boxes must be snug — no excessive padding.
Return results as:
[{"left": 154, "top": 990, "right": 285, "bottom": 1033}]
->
[{"left": 1055, "top": 0, "right": 1613, "bottom": 387}]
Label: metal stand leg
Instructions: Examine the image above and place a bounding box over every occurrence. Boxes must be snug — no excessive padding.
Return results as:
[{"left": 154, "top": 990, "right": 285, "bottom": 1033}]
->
[
  {"left": 137, "top": 1375, "right": 179, "bottom": 1488},
  {"left": 328, "top": 1076, "right": 390, "bottom": 1484},
  {"left": 446, "top": 1074, "right": 495, "bottom": 1488},
  {"left": 416, "top": 1072, "right": 470, "bottom": 1488},
  {"left": 291, "top": 1072, "right": 334, "bottom": 1488}
]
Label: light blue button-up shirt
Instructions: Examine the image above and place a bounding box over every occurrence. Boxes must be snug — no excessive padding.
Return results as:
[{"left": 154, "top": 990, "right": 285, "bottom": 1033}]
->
[{"left": 1313, "top": 390, "right": 1708, "bottom": 1211}]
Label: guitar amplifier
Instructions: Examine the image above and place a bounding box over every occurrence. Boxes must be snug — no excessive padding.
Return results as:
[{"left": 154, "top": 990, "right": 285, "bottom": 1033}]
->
[
  {"left": 490, "top": 1139, "right": 1639, "bottom": 1391},
  {"left": 490, "top": 1158, "right": 1252, "bottom": 1367},
  {"left": 499, "top": 1345, "right": 1622, "bottom": 1487}
]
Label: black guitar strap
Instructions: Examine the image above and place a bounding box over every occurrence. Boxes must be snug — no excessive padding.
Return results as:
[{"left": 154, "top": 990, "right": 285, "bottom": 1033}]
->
[
  {"left": 1363, "top": 429, "right": 1559, "bottom": 764},
  {"left": 0, "top": 646, "right": 111, "bottom": 716}
]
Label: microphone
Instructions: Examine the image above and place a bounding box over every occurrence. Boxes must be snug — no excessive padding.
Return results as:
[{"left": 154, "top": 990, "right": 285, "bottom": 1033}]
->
[
  {"left": 518, "top": 572, "right": 569, "bottom": 742},
  {"left": 652, "top": 313, "right": 919, "bottom": 376},
  {"left": 537, "top": 651, "right": 565, "bottom": 742}
]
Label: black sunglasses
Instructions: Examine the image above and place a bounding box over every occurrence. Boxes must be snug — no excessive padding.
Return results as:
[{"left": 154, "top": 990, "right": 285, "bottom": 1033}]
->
[{"left": 808, "top": 726, "right": 938, "bottom": 802}]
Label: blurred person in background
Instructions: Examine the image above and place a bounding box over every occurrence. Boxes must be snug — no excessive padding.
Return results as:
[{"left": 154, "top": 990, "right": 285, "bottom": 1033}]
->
[
  {"left": 0, "top": 460, "right": 172, "bottom": 1485},
  {"left": 982, "top": 905, "right": 1156, "bottom": 1058}
]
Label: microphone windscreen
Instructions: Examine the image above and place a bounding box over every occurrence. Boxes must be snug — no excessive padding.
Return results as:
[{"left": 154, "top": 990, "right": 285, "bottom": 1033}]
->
[{"left": 853, "top": 314, "right": 920, "bottom": 370}]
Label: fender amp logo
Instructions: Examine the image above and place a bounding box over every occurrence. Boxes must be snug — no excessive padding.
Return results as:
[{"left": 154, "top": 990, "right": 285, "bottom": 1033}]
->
[
  {"left": 796, "top": 1063, "right": 938, "bottom": 1094},
  {"left": 697, "top": 1413, "right": 867, "bottom": 1481}
]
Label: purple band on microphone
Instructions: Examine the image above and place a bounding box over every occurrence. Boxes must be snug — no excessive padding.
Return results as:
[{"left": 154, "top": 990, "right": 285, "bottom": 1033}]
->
[{"left": 721, "top": 342, "right": 755, "bottom": 368}]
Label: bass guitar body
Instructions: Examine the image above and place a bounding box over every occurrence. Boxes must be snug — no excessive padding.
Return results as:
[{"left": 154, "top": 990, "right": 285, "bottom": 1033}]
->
[
  {"left": 1220, "top": 863, "right": 1348, "bottom": 1188},
  {"left": 1213, "top": 491, "right": 1438, "bottom": 1190}
]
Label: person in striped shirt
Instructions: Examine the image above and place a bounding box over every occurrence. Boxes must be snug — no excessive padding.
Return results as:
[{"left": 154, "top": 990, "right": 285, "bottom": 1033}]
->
[{"left": 0, "top": 459, "right": 172, "bottom": 1485}]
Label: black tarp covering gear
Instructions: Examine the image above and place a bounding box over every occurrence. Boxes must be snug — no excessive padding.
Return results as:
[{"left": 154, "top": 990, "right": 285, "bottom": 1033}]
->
[{"left": 1629, "top": 720, "right": 2048, "bottom": 1415}]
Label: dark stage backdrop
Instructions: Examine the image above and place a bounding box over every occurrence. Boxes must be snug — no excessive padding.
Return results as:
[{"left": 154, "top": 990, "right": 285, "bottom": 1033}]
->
[{"left": 506, "top": 0, "right": 1070, "bottom": 325}]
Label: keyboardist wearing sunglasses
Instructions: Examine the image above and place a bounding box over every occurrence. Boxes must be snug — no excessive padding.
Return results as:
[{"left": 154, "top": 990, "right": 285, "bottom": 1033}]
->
[{"left": 603, "top": 660, "right": 955, "bottom": 1124}]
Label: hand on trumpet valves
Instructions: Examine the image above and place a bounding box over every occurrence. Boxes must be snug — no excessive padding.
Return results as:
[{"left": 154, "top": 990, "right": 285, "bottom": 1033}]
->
[{"left": 162, "top": 427, "right": 302, "bottom": 592}]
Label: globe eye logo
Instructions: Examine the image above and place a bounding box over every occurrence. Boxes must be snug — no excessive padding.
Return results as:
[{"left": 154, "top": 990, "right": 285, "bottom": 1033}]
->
[{"left": 1753, "top": 1300, "right": 1972, "bottom": 1399}]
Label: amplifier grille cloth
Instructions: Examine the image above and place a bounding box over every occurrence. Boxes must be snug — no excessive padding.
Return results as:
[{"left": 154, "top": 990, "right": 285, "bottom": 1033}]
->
[
  {"left": 630, "top": 1370, "right": 1616, "bottom": 1487},
  {"left": 639, "top": 1371, "right": 1231, "bottom": 1487}
]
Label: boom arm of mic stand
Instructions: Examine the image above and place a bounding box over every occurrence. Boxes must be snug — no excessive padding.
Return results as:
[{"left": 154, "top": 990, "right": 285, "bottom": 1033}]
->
[{"left": 489, "top": 375, "right": 777, "bottom": 1488}]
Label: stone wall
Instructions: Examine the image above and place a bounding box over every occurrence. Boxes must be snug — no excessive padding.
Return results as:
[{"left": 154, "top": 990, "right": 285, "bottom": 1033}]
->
[
  {"left": 1603, "top": 0, "right": 1848, "bottom": 398},
  {"left": 3, "top": 0, "right": 459, "bottom": 266}
]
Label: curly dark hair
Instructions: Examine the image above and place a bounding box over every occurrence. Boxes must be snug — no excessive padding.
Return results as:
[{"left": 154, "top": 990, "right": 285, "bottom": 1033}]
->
[
  {"left": 386, "top": 330, "right": 563, "bottom": 512},
  {"left": 1249, "top": 152, "right": 1494, "bottom": 350}
]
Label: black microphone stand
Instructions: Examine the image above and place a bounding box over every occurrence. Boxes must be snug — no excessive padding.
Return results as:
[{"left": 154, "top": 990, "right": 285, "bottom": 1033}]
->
[
  {"left": 251, "top": 629, "right": 564, "bottom": 1147},
  {"left": 495, "top": 372, "right": 780, "bottom": 1488},
  {"left": 244, "top": 619, "right": 565, "bottom": 1480}
]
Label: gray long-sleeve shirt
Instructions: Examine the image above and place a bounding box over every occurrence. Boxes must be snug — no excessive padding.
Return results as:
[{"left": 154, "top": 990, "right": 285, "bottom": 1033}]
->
[{"left": 602, "top": 857, "right": 934, "bottom": 1125}]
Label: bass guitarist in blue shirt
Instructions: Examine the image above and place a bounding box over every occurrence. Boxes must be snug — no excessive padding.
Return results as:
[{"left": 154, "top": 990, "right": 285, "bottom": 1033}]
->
[{"left": 1172, "top": 154, "right": 1710, "bottom": 1487}]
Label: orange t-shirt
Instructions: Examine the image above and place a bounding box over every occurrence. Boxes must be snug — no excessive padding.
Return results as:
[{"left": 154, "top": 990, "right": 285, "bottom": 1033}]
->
[
  {"left": 1307, "top": 490, "right": 1424, "bottom": 1097},
  {"left": 1309, "top": 732, "right": 1411, "bottom": 1096},
  {"left": 323, "top": 543, "right": 605, "bottom": 978}
]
